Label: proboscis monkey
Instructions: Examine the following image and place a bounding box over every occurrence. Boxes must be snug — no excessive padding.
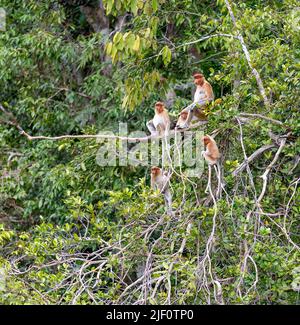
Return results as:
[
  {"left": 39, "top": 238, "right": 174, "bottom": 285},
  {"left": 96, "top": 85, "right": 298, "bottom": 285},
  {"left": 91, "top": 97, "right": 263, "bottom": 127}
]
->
[
  {"left": 202, "top": 135, "right": 220, "bottom": 165},
  {"left": 176, "top": 111, "right": 189, "bottom": 130},
  {"left": 202, "top": 135, "right": 222, "bottom": 198},
  {"left": 151, "top": 166, "right": 172, "bottom": 214},
  {"left": 147, "top": 102, "right": 170, "bottom": 137},
  {"left": 176, "top": 73, "right": 214, "bottom": 129}
]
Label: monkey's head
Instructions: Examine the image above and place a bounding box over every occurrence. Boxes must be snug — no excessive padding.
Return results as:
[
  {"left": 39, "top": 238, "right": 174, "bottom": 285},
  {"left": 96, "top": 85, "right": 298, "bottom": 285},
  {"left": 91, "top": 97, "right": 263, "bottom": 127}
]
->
[
  {"left": 180, "top": 111, "right": 188, "bottom": 121},
  {"left": 151, "top": 166, "right": 161, "bottom": 176},
  {"left": 155, "top": 101, "right": 165, "bottom": 114},
  {"left": 193, "top": 73, "right": 205, "bottom": 86},
  {"left": 202, "top": 135, "right": 211, "bottom": 146}
]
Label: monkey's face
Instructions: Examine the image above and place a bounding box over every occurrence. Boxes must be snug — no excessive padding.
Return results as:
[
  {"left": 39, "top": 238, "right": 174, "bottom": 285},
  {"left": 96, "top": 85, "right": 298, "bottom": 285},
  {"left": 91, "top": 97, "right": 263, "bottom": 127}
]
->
[
  {"left": 180, "top": 112, "right": 188, "bottom": 121},
  {"left": 193, "top": 73, "right": 204, "bottom": 86},
  {"left": 155, "top": 102, "right": 164, "bottom": 114},
  {"left": 202, "top": 136, "right": 210, "bottom": 146},
  {"left": 151, "top": 166, "right": 161, "bottom": 176}
]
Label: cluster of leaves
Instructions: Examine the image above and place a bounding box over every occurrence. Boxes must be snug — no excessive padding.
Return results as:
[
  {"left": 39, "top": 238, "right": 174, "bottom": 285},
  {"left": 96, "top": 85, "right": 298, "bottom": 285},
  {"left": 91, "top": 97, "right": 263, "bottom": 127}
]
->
[{"left": 0, "top": 0, "right": 299, "bottom": 304}]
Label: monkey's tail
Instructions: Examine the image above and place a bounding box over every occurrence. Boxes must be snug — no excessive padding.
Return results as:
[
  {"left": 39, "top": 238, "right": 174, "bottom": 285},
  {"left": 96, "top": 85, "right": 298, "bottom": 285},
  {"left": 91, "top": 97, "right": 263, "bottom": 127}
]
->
[{"left": 164, "top": 189, "right": 173, "bottom": 216}]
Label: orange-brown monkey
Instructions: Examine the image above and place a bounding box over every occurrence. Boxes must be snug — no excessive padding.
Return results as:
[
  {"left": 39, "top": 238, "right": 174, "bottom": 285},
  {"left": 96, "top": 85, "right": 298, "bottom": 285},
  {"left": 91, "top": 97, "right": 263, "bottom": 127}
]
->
[
  {"left": 193, "top": 73, "right": 214, "bottom": 105},
  {"left": 147, "top": 102, "right": 170, "bottom": 136},
  {"left": 176, "top": 73, "right": 214, "bottom": 129},
  {"left": 202, "top": 135, "right": 220, "bottom": 165},
  {"left": 202, "top": 135, "right": 222, "bottom": 197},
  {"left": 176, "top": 109, "right": 208, "bottom": 129},
  {"left": 176, "top": 111, "right": 188, "bottom": 130},
  {"left": 151, "top": 166, "right": 172, "bottom": 213}
]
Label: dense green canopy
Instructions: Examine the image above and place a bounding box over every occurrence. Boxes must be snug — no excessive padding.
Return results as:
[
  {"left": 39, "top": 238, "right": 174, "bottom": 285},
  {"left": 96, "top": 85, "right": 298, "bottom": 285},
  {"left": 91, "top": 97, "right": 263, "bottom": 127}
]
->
[{"left": 0, "top": 0, "right": 299, "bottom": 304}]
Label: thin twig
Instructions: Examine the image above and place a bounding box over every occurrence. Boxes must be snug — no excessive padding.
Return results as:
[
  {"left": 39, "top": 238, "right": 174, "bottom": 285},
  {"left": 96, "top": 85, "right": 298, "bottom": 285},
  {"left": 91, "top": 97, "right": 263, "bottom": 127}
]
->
[
  {"left": 225, "top": 0, "right": 270, "bottom": 107},
  {"left": 239, "top": 113, "right": 284, "bottom": 126}
]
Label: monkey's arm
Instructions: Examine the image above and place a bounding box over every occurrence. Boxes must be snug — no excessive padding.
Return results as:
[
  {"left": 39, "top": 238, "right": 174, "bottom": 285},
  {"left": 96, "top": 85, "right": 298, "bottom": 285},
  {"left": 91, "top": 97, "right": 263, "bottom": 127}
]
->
[
  {"left": 202, "top": 151, "right": 219, "bottom": 165},
  {"left": 147, "top": 119, "right": 158, "bottom": 136},
  {"left": 151, "top": 177, "right": 156, "bottom": 190},
  {"left": 202, "top": 83, "right": 214, "bottom": 101},
  {"left": 184, "top": 102, "right": 197, "bottom": 112},
  {"left": 176, "top": 105, "right": 195, "bottom": 129},
  {"left": 175, "top": 116, "right": 185, "bottom": 129},
  {"left": 160, "top": 175, "right": 171, "bottom": 194}
]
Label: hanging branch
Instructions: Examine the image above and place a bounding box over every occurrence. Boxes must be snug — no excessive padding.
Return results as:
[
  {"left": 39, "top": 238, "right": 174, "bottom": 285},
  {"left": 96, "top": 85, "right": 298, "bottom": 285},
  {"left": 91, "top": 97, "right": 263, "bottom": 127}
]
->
[
  {"left": 257, "top": 135, "right": 290, "bottom": 204},
  {"left": 225, "top": 0, "right": 270, "bottom": 107}
]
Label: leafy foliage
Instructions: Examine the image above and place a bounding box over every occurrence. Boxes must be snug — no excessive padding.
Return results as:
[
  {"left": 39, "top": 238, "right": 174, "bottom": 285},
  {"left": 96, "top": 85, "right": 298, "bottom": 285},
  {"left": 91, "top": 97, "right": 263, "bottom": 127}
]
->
[{"left": 0, "top": 0, "right": 299, "bottom": 304}]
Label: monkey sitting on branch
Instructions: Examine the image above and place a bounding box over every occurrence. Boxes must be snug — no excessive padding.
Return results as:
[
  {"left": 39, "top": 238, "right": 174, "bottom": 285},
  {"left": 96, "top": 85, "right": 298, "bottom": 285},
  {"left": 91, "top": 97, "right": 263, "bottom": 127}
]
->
[
  {"left": 176, "top": 73, "right": 214, "bottom": 129},
  {"left": 151, "top": 166, "right": 172, "bottom": 215},
  {"left": 146, "top": 101, "right": 170, "bottom": 137}
]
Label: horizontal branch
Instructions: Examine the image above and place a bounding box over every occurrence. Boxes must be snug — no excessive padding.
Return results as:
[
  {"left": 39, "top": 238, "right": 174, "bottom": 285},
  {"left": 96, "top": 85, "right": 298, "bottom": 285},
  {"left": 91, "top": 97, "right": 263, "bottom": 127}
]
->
[
  {"left": 140, "top": 33, "right": 236, "bottom": 63},
  {"left": 175, "top": 33, "right": 237, "bottom": 49},
  {"left": 239, "top": 113, "right": 284, "bottom": 126},
  {"left": 0, "top": 105, "right": 207, "bottom": 142}
]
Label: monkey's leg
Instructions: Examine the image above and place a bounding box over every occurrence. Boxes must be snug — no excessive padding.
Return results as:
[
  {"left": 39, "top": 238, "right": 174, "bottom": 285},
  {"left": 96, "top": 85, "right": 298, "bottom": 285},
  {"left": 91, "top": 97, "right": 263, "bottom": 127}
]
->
[
  {"left": 146, "top": 119, "right": 158, "bottom": 136},
  {"left": 193, "top": 106, "right": 208, "bottom": 122},
  {"left": 184, "top": 110, "right": 194, "bottom": 128},
  {"left": 162, "top": 130, "right": 172, "bottom": 168},
  {"left": 157, "top": 124, "right": 164, "bottom": 136},
  {"left": 184, "top": 103, "right": 197, "bottom": 128}
]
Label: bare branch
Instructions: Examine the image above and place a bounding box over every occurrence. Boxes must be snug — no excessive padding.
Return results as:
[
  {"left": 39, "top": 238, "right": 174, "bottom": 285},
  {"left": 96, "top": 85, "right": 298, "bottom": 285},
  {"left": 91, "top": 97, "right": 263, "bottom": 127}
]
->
[
  {"left": 233, "top": 144, "right": 276, "bottom": 176},
  {"left": 175, "top": 33, "right": 237, "bottom": 49},
  {"left": 0, "top": 104, "right": 207, "bottom": 142},
  {"left": 257, "top": 135, "right": 290, "bottom": 204},
  {"left": 225, "top": 0, "right": 270, "bottom": 107},
  {"left": 239, "top": 113, "right": 284, "bottom": 126},
  {"left": 140, "top": 33, "right": 237, "bottom": 63}
]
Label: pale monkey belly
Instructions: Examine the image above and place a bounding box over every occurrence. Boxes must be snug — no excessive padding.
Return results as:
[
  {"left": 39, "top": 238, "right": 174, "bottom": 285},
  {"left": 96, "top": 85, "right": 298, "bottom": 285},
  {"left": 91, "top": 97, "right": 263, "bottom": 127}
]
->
[
  {"left": 194, "top": 87, "right": 206, "bottom": 103},
  {"left": 191, "top": 88, "right": 206, "bottom": 121},
  {"left": 153, "top": 115, "right": 166, "bottom": 130}
]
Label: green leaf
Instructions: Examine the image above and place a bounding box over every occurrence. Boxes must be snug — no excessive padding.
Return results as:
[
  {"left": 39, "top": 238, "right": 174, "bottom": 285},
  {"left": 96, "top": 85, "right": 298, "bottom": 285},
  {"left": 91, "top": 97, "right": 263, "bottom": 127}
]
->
[
  {"left": 132, "top": 35, "right": 141, "bottom": 52},
  {"left": 125, "top": 33, "right": 135, "bottom": 49},
  {"left": 113, "top": 31, "right": 122, "bottom": 44},
  {"left": 162, "top": 45, "right": 172, "bottom": 65},
  {"left": 105, "top": 0, "right": 114, "bottom": 15},
  {"left": 152, "top": 0, "right": 159, "bottom": 12},
  {"left": 131, "top": 0, "right": 138, "bottom": 16},
  {"left": 105, "top": 42, "right": 113, "bottom": 55}
]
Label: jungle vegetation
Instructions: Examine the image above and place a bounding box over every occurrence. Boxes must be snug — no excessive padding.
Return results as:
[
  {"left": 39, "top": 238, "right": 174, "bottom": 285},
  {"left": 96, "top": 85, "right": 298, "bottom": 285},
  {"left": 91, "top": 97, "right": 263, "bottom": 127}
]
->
[{"left": 0, "top": 0, "right": 299, "bottom": 305}]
